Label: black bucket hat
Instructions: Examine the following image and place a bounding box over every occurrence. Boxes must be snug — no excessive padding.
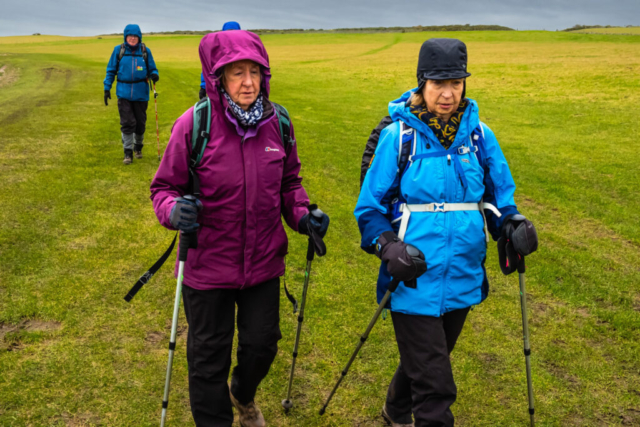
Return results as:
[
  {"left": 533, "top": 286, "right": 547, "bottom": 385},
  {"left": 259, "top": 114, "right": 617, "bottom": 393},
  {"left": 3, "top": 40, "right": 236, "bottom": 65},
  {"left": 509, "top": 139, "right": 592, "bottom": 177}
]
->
[{"left": 417, "top": 38, "right": 471, "bottom": 89}]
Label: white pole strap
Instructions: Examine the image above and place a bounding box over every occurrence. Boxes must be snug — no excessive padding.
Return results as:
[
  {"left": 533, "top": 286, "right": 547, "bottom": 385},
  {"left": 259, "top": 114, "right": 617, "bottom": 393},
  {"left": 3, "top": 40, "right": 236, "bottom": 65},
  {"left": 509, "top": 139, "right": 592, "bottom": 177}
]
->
[{"left": 397, "top": 204, "right": 412, "bottom": 241}]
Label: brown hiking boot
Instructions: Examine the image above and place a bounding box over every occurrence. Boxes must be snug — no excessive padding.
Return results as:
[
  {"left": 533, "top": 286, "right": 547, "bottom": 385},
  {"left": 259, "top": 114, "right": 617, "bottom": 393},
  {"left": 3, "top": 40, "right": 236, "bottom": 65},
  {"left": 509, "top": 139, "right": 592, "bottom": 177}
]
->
[
  {"left": 134, "top": 150, "right": 142, "bottom": 159},
  {"left": 382, "top": 404, "right": 414, "bottom": 427},
  {"left": 229, "top": 390, "right": 265, "bottom": 427},
  {"left": 123, "top": 149, "right": 133, "bottom": 165}
]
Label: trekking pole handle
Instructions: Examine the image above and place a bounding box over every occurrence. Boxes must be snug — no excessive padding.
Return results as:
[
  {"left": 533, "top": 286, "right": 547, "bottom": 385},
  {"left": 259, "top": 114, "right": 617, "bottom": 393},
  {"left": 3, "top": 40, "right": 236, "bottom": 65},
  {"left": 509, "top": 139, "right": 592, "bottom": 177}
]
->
[
  {"left": 306, "top": 237, "right": 315, "bottom": 261},
  {"left": 388, "top": 278, "right": 401, "bottom": 293},
  {"left": 178, "top": 232, "right": 190, "bottom": 262},
  {"left": 178, "top": 195, "right": 198, "bottom": 262},
  {"left": 517, "top": 255, "right": 526, "bottom": 274}
]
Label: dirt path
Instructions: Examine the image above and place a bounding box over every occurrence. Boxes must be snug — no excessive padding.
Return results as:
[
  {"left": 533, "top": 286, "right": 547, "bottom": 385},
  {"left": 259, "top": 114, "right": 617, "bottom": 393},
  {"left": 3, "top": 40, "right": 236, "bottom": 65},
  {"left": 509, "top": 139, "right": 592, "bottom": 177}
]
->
[{"left": 0, "top": 64, "right": 19, "bottom": 88}]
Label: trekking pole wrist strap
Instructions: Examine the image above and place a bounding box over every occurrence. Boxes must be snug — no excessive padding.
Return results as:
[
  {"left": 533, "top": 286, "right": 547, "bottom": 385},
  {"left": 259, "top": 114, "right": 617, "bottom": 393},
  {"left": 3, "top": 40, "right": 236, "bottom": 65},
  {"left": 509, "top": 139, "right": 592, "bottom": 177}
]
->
[{"left": 124, "top": 233, "right": 178, "bottom": 302}]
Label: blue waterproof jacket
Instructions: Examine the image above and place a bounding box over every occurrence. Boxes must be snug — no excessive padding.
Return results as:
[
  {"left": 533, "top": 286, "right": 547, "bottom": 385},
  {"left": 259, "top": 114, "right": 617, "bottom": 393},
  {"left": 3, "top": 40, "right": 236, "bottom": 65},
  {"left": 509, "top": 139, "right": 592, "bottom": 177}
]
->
[
  {"left": 355, "top": 89, "right": 519, "bottom": 317},
  {"left": 104, "top": 24, "right": 159, "bottom": 102}
]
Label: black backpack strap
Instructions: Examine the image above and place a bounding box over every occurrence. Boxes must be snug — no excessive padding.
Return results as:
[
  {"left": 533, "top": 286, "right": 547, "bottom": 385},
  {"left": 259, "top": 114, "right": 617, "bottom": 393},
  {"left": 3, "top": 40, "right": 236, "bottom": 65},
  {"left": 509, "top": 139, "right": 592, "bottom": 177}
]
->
[
  {"left": 397, "top": 121, "right": 414, "bottom": 175},
  {"left": 188, "top": 97, "right": 211, "bottom": 197},
  {"left": 124, "top": 233, "right": 178, "bottom": 302},
  {"left": 116, "top": 43, "right": 126, "bottom": 71},
  {"left": 361, "top": 116, "right": 393, "bottom": 188},
  {"left": 140, "top": 43, "right": 150, "bottom": 72},
  {"left": 273, "top": 103, "right": 295, "bottom": 146}
]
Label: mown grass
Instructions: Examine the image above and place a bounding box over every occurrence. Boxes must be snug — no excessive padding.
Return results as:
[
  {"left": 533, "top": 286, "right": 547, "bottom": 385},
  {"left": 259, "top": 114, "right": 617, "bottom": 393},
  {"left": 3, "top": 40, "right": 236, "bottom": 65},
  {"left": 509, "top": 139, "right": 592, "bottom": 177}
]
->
[{"left": 0, "top": 30, "right": 639, "bottom": 426}]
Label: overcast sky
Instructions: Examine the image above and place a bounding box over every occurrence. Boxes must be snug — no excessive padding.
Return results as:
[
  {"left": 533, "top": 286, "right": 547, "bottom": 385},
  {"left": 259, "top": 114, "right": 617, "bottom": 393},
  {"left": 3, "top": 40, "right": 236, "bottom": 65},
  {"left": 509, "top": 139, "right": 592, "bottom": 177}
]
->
[{"left": 1, "top": 0, "right": 638, "bottom": 37}]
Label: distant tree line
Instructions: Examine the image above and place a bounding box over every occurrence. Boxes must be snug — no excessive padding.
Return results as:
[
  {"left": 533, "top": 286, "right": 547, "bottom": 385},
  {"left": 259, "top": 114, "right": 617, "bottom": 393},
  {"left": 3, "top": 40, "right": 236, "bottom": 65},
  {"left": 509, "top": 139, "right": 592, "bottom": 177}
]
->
[
  {"left": 562, "top": 24, "right": 636, "bottom": 31},
  {"left": 99, "top": 24, "right": 514, "bottom": 37}
]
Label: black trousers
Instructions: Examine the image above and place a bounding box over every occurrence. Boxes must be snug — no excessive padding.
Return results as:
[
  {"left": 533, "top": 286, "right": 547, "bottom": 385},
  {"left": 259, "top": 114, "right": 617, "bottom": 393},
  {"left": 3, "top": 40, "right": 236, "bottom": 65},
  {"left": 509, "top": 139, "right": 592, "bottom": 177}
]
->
[
  {"left": 181, "top": 278, "right": 282, "bottom": 427},
  {"left": 117, "top": 98, "right": 148, "bottom": 138},
  {"left": 386, "top": 308, "right": 470, "bottom": 427}
]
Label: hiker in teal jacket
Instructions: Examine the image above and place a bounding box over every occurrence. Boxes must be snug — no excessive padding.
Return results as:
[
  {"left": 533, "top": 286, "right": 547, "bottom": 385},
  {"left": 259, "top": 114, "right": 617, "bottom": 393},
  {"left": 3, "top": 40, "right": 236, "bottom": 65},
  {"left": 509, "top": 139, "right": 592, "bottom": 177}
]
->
[
  {"left": 104, "top": 24, "right": 159, "bottom": 164},
  {"left": 355, "top": 39, "right": 538, "bottom": 426}
]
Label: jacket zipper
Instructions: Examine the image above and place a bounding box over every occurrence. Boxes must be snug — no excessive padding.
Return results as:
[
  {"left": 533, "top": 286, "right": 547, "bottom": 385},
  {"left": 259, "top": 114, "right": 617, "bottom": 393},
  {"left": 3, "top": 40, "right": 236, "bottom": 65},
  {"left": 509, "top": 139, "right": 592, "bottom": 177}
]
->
[
  {"left": 131, "top": 55, "right": 135, "bottom": 99},
  {"left": 240, "top": 136, "right": 247, "bottom": 289},
  {"left": 441, "top": 153, "right": 454, "bottom": 314}
]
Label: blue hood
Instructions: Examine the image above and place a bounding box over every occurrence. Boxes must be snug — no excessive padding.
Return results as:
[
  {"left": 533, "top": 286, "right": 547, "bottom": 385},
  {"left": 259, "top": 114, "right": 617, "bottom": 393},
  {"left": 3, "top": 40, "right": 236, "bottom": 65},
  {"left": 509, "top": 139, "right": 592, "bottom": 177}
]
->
[
  {"left": 388, "top": 88, "right": 480, "bottom": 149},
  {"left": 222, "top": 21, "right": 241, "bottom": 31},
  {"left": 123, "top": 24, "right": 142, "bottom": 44}
]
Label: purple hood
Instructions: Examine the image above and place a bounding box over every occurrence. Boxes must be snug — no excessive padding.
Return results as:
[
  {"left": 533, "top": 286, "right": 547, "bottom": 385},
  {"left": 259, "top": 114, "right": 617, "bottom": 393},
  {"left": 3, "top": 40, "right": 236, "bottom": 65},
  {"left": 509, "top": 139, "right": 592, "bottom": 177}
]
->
[
  {"left": 200, "top": 30, "right": 272, "bottom": 100},
  {"left": 150, "top": 31, "right": 309, "bottom": 290}
]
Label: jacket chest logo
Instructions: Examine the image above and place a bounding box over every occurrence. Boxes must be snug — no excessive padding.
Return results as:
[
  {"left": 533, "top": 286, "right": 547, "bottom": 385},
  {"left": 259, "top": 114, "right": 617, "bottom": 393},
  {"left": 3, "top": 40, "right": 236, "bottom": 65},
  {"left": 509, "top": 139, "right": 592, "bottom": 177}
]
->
[
  {"left": 265, "top": 147, "right": 280, "bottom": 152},
  {"left": 136, "top": 65, "right": 144, "bottom": 71}
]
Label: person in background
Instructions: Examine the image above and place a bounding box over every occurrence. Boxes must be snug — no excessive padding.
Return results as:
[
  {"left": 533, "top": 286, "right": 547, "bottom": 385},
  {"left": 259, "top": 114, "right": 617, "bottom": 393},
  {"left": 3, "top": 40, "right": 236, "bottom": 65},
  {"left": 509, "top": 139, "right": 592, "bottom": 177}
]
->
[
  {"left": 104, "top": 24, "right": 159, "bottom": 164},
  {"left": 199, "top": 21, "right": 241, "bottom": 100}
]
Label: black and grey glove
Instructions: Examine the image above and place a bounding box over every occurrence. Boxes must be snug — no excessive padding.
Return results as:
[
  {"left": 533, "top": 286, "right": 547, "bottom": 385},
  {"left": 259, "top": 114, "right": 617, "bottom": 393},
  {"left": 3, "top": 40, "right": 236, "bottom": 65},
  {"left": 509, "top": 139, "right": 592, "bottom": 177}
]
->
[
  {"left": 104, "top": 90, "right": 111, "bottom": 106},
  {"left": 298, "top": 206, "right": 330, "bottom": 239},
  {"left": 298, "top": 204, "right": 329, "bottom": 257},
  {"left": 497, "top": 214, "right": 538, "bottom": 275},
  {"left": 375, "top": 231, "right": 427, "bottom": 288},
  {"left": 150, "top": 74, "right": 159, "bottom": 83},
  {"left": 169, "top": 196, "right": 203, "bottom": 233}
]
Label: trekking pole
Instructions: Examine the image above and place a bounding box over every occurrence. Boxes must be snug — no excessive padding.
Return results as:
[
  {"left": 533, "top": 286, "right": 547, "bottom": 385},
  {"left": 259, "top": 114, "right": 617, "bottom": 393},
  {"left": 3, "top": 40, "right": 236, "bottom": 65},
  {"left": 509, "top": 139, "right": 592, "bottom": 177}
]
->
[
  {"left": 517, "top": 257, "right": 535, "bottom": 426},
  {"left": 160, "top": 198, "right": 196, "bottom": 427},
  {"left": 151, "top": 81, "right": 161, "bottom": 161},
  {"left": 319, "top": 278, "right": 400, "bottom": 416},
  {"left": 281, "top": 237, "right": 316, "bottom": 413}
]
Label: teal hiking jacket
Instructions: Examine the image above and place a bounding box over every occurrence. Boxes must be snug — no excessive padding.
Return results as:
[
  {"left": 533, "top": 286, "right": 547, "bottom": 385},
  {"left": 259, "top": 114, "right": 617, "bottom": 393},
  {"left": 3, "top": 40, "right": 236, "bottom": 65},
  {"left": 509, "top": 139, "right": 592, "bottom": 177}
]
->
[
  {"left": 103, "top": 24, "right": 159, "bottom": 102},
  {"left": 355, "top": 89, "right": 519, "bottom": 317}
]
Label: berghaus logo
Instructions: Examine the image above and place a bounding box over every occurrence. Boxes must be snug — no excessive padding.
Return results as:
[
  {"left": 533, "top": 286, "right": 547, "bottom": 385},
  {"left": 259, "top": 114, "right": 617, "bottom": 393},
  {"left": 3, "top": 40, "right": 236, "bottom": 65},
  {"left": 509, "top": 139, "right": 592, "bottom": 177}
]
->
[{"left": 265, "top": 147, "right": 280, "bottom": 152}]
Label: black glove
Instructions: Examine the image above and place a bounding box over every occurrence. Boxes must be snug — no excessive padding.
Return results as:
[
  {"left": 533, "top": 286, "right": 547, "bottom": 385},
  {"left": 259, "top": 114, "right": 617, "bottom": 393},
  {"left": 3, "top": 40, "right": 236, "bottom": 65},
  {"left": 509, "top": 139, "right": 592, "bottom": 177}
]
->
[
  {"left": 170, "top": 196, "right": 203, "bottom": 233},
  {"left": 104, "top": 90, "right": 111, "bottom": 106},
  {"left": 199, "top": 87, "right": 207, "bottom": 100},
  {"left": 150, "top": 74, "right": 159, "bottom": 83},
  {"left": 497, "top": 214, "right": 538, "bottom": 275},
  {"left": 298, "top": 205, "right": 329, "bottom": 257},
  {"left": 298, "top": 206, "right": 330, "bottom": 239},
  {"left": 375, "top": 231, "right": 427, "bottom": 288}
]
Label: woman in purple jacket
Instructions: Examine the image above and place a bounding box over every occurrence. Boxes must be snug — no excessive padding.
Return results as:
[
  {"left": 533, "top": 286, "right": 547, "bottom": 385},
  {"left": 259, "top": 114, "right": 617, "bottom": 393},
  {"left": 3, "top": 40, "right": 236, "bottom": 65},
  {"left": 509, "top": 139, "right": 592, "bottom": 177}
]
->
[{"left": 150, "top": 30, "right": 329, "bottom": 427}]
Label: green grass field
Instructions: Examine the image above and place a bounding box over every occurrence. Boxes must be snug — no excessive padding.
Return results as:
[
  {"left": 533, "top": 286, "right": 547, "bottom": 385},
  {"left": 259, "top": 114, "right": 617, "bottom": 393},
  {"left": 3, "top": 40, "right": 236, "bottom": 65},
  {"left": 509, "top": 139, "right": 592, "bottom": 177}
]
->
[{"left": 1, "top": 30, "right": 639, "bottom": 426}]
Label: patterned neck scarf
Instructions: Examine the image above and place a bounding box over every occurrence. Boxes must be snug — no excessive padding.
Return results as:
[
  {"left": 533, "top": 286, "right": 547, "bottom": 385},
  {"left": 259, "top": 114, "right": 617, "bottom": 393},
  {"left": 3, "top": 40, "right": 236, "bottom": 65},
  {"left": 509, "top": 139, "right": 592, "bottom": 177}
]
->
[
  {"left": 222, "top": 89, "right": 264, "bottom": 127},
  {"left": 410, "top": 99, "right": 468, "bottom": 149}
]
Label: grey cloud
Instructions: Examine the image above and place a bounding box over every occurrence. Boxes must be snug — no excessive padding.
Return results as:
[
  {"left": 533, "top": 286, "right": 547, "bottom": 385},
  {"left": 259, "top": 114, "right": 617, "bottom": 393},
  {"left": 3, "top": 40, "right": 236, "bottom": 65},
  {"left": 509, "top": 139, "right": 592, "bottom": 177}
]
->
[{"left": 0, "top": 0, "right": 638, "bottom": 37}]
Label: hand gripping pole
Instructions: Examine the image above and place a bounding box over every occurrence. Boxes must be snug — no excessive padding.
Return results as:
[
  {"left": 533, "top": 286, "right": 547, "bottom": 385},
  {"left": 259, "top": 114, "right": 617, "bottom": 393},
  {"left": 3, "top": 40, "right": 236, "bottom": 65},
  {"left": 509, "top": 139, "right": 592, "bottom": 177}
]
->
[{"left": 319, "top": 279, "right": 400, "bottom": 416}]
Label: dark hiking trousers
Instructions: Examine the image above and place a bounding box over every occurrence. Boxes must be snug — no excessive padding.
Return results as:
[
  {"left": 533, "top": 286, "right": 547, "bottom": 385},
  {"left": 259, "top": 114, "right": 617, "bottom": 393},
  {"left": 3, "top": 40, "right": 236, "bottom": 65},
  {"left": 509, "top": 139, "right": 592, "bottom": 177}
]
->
[
  {"left": 117, "top": 98, "right": 148, "bottom": 149},
  {"left": 385, "top": 308, "right": 470, "bottom": 427},
  {"left": 181, "top": 278, "right": 282, "bottom": 427}
]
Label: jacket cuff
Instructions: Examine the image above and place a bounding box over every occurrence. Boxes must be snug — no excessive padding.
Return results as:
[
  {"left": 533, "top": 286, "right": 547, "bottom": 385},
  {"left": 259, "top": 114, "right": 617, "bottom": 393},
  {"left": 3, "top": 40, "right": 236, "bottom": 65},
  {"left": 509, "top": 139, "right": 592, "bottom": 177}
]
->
[
  {"left": 158, "top": 198, "right": 177, "bottom": 230},
  {"left": 290, "top": 205, "right": 309, "bottom": 232}
]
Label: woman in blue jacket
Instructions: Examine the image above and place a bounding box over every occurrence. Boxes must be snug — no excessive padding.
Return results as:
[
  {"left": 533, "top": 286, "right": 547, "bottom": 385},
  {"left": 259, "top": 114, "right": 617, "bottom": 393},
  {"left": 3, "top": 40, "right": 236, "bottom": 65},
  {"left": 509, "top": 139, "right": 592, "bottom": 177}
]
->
[
  {"left": 104, "top": 24, "right": 159, "bottom": 164},
  {"left": 355, "top": 39, "right": 538, "bottom": 426}
]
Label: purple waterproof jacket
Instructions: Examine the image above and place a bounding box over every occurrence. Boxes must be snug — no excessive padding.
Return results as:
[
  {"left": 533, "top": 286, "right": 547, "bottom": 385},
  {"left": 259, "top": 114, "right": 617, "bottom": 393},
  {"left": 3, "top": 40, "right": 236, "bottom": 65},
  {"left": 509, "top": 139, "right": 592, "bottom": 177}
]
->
[{"left": 150, "top": 31, "right": 309, "bottom": 290}]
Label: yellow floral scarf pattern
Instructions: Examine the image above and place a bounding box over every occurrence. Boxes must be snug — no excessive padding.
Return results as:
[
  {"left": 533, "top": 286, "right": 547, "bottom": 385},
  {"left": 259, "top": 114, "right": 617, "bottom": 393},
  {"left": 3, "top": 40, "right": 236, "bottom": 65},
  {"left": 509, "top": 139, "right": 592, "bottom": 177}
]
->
[{"left": 410, "top": 99, "right": 468, "bottom": 149}]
